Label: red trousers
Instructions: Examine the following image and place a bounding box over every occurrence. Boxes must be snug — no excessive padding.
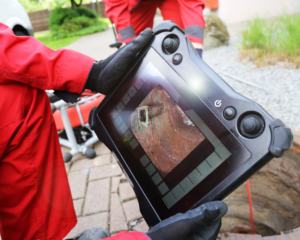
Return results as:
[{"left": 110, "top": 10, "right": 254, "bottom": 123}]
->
[{"left": 104, "top": 0, "right": 205, "bottom": 44}]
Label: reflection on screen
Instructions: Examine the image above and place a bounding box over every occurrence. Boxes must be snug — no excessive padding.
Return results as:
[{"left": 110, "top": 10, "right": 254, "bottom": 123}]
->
[{"left": 130, "top": 85, "right": 205, "bottom": 178}]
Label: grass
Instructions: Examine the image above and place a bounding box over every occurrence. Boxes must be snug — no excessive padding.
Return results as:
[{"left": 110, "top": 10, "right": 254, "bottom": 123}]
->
[
  {"left": 35, "top": 32, "right": 79, "bottom": 50},
  {"left": 240, "top": 14, "right": 300, "bottom": 68}
]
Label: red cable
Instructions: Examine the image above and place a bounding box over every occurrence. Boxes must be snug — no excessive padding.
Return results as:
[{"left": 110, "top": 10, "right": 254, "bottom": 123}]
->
[{"left": 246, "top": 180, "right": 255, "bottom": 234}]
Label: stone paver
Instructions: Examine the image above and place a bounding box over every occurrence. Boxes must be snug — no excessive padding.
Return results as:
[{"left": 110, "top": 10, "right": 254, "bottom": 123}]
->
[
  {"left": 94, "top": 142, "right": 111, "bottom": 155},
  {"left": 89, "top": 164, "right": 122, "bottom": 181},
  {"left": 110, "top": 193, "right": 128, "bottom": 233},
  {"left": 68, "top": 170, "right": 88, "bottom": 199},
  {"left": 132, "top": 220, "right": 149, "bottom": 233},
  {"left": 119, "top": 182, "right": 135, "bottom": 201},
  {"left": 92, "top": 154, "right": 112, "bottom": 166},
  {"left": 112, "top": 154, "right": 117, "bottom": 163},
  {"left": 70, "top": 159, "right": 95, "bottom": 172},
  {"left": 120, "top": 173, "right": 127, "bottom": 180},
  {"left": 65, "top": 212, "right": 109, "bottom": 239},
  {"left": 122, "top": 199, "right": 142, "bottom": 222},
  {"left": 73, "top": 199, "right": 84, "bottom": 217},
  {"left": 72, "top": 152, "right": 86, "bottom": 161},
  {"left": 83, "top": 178, "right": 110, "bottom": 215},
  {"left": 61, "top": 146, "right": 71, "bottom": 154},
  {"left": 111, "top": 177, "right": 120, "bottom": 193},
  {"left": 65, "top": 162, "right": 71, "bottom": 173}
]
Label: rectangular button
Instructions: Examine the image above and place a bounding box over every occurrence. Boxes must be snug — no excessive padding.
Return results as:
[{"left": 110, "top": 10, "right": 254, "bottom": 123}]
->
[
  {"left": 188, "top": 169, "right": 203, "bottom": 185},
  {"left": 172, "top": 185, "right": 185, "bottom": 200},
  {"left": 140, "top": 155, "right": 150, "bottom": 167},
  {"left": 146, "top": 163, "right": 156, "bottom": 176},
  {"left": 151, "top": 173, "right": 162, "bottom": 185},
  {"left": 124, "top": 130, "right": 133, "bottom": 142},
  {"left": 158, "top": 182, "right": 169, "bottom": 195},
  {"left": 122, "top": 94, "right": 130, "bottom": 105},
  {"left": 197, "top": 160, "right": 213, "bottom": 178},
  {"left": 129, "top": 138, "right": 139, "bottom": 149},
  {"left": 215, "top": 143, "right": 231, "bottom": 161},
  {"left": 206, "top": 152, "right": 222, "bottom": 169},
  {"left": 163, "top": 192, "right": 177, "bottom": 209},
  {"left": 180, "top": 177, "right": 194, "bottom": 192}
]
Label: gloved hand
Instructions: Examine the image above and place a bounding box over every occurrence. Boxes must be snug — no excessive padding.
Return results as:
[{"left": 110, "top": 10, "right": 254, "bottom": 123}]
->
[
  {"left": 145, "top": 201, "right": 227, "bottom": 240},
  {"left": 85, "top": 28, "right": 153, "bottom": 94}
]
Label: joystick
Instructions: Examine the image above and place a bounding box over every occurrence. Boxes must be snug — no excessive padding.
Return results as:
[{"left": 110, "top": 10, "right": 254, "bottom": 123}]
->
[
  {"left": 239, "top": 114, "right": 264, "bottom": 138},
  {"left": 163, "top": 37, "right": 179, "bottom": 54}
]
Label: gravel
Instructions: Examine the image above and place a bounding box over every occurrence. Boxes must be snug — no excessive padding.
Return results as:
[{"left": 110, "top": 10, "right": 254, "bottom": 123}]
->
[{"left": 203, "top": 43, "right": 300, "bottom": 132}]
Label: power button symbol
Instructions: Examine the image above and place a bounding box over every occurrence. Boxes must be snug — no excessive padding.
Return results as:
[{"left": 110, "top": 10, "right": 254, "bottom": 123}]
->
[{"left": 214, "top": 100, "right": 222, "bottom": 107}]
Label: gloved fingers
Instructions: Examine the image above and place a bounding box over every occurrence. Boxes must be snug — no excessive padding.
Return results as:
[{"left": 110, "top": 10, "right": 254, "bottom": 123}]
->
[
  {"left": 148, "top": 201, "right": 227, "bottom": 233},
  {"left": 194, "top": 219, "right": 221, "bottom": 240},
  {"left": 196, "top": 201, "right": 227, "bottom": 224},
  {"left": 146, "top": 201, "right": 227, "bottom": 240},
  {"left": 122, "top": 28, "right": 153, "bottom": 55},
  {"left": 102, "top": 28, "right": 152, "bottom": 66},
  {"left": 96, "top": 28, "right": 153, "bottom": 94},
  {"left": 100, "top": 42, "right": 131, "bottom": 66}
]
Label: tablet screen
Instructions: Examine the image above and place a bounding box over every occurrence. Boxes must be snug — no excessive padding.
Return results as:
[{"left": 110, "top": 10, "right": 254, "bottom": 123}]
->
[{"left": 99, "top": 48, "right": 250, "bottom": 218}]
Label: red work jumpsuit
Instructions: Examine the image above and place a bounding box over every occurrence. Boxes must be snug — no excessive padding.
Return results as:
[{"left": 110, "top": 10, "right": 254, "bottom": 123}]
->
[
  {"left": 0, "top": 23, "right": 149, "bottom": 240},
  {"left": 104, "top": 0, "right": 205, "bottom": 44}
]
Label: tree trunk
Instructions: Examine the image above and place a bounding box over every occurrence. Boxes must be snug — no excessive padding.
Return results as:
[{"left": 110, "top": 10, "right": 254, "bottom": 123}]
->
[
  {"left": 95, "top": 0, "right": 100, "bottom": 17},
  {"left": 70, "top": 0, "right": 83, "bottom": 11}
]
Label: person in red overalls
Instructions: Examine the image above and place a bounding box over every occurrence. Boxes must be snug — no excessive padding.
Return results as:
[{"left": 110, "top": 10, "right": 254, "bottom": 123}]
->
[
  {"left": 104, "top": 0, "right": 205, "bottom": 57},
  {"left": 0, "top": 23, "right": 226, "bottom": 240}
]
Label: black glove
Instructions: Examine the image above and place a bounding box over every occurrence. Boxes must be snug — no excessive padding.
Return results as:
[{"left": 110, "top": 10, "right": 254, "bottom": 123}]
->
[
  {"left": 54, "top": 28, "right": 153, "bottom": 103},
  {"left": 146, "top": 201, "right": 227, "bottom": 240},
  {"left": 85, "top": 28, "right": 153, "bottom": 94}
]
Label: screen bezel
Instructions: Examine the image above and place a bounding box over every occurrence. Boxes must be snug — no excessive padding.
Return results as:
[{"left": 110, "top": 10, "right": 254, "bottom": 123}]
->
[{"left": 98, "top": 48, "right": 251, "bottom": 220}]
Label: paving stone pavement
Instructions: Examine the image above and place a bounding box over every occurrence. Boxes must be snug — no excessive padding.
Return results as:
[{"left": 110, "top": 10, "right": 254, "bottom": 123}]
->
[{"left": 63, "top": 140, "right": 149, "bottom": 239}]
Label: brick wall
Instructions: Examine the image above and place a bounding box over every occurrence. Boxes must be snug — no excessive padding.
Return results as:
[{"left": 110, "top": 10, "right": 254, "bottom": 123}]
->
[{"left": 28, "top": 2, "right": 107, "bottom": 32}]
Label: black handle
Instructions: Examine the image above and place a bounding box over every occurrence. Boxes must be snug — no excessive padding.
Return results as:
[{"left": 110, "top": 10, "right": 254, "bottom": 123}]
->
[
  {"left": 89, "top": 107, "right": 97, "bottom": 130},
  {"left": 269, "top": 119, "right": 293, "bottom": 157}
]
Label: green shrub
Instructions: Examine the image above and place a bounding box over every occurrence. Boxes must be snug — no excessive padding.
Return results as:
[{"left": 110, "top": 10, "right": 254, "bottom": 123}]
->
[
  {"left": 49, "top": 7, "right": 98, "bottom": 29},
  {"left": 49, "top": 8, "right": 78, "bottom": 27},
  {"left": 49, "top": 7, "right": 109, "bottom": 40},
  {"left": 60, "top": 16, "right": 96, "bottom": 32},
  {"left": 51, "top": 18, "right": 109, "bottom": 39},
  {"left": 76, "top": 7, "right": 97, "bottom": 19}
]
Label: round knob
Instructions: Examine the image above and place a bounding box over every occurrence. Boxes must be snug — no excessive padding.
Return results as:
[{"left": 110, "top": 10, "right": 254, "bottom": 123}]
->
[
  {"left": 239, "top": 114, "right": 264, "bottom": 138},
  {"left": 224, "top": 107, "right": 236, "bottom": 120},
  {"left": 163, "top": 38, "right": 179, "bottom": 54},
  {"left": 242, "top": 116, "right": 261, "bottom": 134}
]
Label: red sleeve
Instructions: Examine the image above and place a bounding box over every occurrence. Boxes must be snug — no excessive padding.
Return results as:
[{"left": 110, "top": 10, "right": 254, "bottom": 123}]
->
[
  {"left": 104, "top": 231, "right": 150, "bottom": 240},
  {"left": 0, "top": 23, "right": 95, "bottom": 94}
]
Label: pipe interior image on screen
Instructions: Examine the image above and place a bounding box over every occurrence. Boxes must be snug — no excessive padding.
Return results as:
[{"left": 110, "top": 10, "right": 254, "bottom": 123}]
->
[
  {"left": 109, "top": 62, "right": 232, "bottom": 209},
  {"left": 130, "top": 85, "right": 206, "bottom": 178}
]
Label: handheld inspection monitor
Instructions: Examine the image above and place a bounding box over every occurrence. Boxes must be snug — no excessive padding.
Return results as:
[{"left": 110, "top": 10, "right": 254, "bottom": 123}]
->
[{"left": 89, "top": 21, "right": 293, "bottom": 227}]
